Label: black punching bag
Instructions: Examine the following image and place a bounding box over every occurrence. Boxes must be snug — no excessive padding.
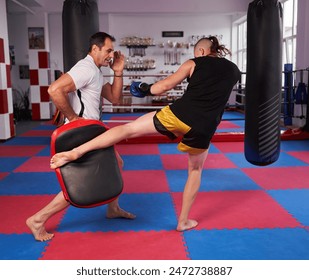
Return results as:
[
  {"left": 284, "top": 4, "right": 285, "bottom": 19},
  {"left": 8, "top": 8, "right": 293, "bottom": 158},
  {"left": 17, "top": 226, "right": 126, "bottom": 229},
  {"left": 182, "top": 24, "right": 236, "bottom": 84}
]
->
[
  {"left": 62, "top": 0, "right": 99, "bottom": 72},
  {"left": 245, "top": 0, "right": 283, "bottom": 166}
]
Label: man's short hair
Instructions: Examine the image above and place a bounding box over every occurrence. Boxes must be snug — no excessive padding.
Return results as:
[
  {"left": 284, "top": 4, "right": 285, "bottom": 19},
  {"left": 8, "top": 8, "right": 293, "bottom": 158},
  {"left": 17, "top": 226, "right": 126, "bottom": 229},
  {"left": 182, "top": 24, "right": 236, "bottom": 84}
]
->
[{"left": 88, "top": 32, "right": 115, "bottom": 52}]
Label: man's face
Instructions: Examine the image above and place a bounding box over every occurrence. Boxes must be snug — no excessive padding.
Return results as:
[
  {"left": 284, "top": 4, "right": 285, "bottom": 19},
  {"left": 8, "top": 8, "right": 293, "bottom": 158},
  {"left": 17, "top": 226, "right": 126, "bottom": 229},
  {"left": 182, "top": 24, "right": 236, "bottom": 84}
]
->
[{"left": 97, "top": 38, "right": 115, "bottom": 67}]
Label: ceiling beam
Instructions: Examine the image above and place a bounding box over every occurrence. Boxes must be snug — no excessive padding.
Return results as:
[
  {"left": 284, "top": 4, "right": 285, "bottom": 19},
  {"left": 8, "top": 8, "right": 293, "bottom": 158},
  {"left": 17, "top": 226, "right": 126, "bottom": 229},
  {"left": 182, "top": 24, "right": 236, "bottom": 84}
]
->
[{"left": 9, "top": 0, "right": 35, "bottom": 14}]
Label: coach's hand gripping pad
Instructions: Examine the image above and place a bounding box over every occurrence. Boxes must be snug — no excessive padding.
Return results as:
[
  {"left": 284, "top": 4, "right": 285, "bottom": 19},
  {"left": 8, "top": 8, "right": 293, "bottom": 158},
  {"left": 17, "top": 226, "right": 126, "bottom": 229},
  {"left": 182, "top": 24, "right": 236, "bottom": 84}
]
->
[{"left": 50, "top": 119, "right": 123, "bottom": 208}]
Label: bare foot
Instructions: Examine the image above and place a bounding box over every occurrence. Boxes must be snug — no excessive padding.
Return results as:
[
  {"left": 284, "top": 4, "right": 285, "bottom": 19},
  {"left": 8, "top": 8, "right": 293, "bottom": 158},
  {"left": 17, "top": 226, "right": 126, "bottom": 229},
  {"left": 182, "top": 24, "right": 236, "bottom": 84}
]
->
[
  {"left": 106, "top": 206, "right": 136, "bottom": 219},
  {"left": 176, "top": 219, "right": 198, "bottom": 232},
  {"left": 26, "top": 217, "right": 54, "bottom": 242},
  {"left": 50, "top": 148, "right": 81, "bottom": 169}
]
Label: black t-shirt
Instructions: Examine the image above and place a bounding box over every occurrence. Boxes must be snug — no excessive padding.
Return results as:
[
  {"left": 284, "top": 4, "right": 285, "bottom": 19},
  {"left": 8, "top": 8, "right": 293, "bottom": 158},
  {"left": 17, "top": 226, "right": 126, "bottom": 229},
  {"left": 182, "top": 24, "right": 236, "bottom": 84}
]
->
[{"left": 170, "top": 56, "right": 240, "bottom": 134}]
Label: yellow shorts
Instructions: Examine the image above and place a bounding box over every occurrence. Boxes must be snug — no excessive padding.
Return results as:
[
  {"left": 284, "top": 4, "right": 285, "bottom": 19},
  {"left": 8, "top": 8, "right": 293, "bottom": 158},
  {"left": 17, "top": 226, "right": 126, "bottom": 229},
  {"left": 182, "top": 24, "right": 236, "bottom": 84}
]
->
[{"left": 153, "top": 106, "right": 210, "bottom": 154}]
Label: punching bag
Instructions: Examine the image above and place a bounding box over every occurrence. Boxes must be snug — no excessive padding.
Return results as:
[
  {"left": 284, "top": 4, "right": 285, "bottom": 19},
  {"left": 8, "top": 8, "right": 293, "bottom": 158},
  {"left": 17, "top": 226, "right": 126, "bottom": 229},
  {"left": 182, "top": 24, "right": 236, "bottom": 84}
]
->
[
  {"left": 62, "top": 0, "right": 99, "bottom": 72},
  {"left": 245, "top": 0, "right": 283, "bottom": 166}
]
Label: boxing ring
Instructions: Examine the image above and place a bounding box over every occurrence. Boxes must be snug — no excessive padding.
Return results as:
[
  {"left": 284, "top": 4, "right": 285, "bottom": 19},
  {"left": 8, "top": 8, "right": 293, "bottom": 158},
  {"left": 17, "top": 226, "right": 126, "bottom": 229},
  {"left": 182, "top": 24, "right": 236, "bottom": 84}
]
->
[{"left": 50, "top": 0, "right": 308, "bottom": 208}]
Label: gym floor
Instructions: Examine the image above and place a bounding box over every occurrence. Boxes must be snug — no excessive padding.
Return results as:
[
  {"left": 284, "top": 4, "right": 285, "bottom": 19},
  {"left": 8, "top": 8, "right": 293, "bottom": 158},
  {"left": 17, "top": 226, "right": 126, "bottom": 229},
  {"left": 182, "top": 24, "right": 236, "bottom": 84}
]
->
[{"left": 0, "top": 111, "right": 309, "bottom": 260}]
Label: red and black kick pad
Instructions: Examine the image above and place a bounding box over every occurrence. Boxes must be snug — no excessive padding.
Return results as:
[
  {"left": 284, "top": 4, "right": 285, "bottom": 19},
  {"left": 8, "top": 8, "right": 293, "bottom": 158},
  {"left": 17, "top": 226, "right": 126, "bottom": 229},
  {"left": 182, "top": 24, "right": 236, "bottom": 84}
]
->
[{"left": 50, "top": 119, "right": 123, "bottom": 208}]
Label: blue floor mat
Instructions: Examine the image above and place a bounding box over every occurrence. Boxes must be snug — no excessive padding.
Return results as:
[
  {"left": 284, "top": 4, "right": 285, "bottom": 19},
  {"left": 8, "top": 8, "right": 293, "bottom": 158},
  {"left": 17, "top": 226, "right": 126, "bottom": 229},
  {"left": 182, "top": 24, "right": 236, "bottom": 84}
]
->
[
  {"left": 184, "top": 228, "right": 309, "bottom": 260},
  {"left": 268, "top": 189, "right": 309, "bottom": 226}
]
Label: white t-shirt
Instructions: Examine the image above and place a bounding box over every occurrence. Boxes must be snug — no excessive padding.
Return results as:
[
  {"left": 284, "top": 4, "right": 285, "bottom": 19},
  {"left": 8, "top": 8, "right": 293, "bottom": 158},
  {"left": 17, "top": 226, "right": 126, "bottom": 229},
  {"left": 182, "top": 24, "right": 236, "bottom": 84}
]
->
[{"left": 67, "top": 55, "right": 108, "bottom": 120}]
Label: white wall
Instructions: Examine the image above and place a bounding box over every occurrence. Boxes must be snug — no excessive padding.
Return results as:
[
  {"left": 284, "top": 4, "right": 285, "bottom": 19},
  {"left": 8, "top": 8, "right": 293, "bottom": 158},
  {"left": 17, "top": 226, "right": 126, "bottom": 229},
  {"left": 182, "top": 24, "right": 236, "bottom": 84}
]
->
[
  {"left": 34, "top": 0, "right": 250, "bottom": 15},
  {"left": 8, "top": 0, "right": 250, "bottom": 90},
  {"left": 11, "top": 0, "right": 309, "bottom": 91},
  {"left": 7, "top": 14, "right": 30, "bottom": 94},
  {"left": 293, "top": 0, "right": 309, "bottom": 127},
  {"left": 1, "top": 0, "right": 13, "bottom": 139},
  {"left": 109, "top": 13, "right": 233, "bottom": 83},
  {"left": 99, "top": 0, "right": 250, "bottom": 14},
  {"left": 0, "top": 1, "right": 9, "bottom": 63},
  {"left": 47, "top": 12, "right": 234, "bottom": 83},
  {"left": 296, "top": 0, "right": 309, "bottom": 70},
  {"left": 8, "top": 11, "right": 50, "bottom": 107},
  {"left": 48, "top": 13, "right": 63, "bottom": 76},
  {"left": 48, "top": 12, "right": 111, "bottom": 79}
]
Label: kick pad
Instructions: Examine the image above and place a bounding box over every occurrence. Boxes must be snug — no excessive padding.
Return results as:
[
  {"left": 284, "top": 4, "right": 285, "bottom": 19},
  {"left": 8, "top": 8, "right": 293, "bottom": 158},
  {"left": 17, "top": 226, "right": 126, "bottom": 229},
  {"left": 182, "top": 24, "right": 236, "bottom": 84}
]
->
[{"left": 50, "top": 119, "right": 123, "bottom": 208}]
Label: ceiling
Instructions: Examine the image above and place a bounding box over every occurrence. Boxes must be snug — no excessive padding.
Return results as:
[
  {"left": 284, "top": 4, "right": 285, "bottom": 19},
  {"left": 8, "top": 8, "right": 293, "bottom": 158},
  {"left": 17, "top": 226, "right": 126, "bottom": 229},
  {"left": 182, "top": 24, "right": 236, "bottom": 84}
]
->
[
  {"left": 6, "top": 0, "right": 250, "bottom": 16},
  {"left": 6, "top": 0, "right": 42, "bottom": 14}
]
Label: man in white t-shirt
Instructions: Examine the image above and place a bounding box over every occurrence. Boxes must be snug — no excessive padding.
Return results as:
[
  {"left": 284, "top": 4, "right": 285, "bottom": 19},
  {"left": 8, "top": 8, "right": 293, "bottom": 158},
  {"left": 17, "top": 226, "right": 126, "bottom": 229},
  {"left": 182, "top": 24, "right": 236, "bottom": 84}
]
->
[{"left": 26, "top": 32, "right": 135, "bottom": 242}]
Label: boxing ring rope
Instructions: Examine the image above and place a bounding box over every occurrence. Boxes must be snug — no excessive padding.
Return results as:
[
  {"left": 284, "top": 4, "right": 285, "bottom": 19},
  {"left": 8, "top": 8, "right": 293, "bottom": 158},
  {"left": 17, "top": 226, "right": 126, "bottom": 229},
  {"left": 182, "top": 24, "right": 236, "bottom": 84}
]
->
[
  {"left": 101, "top": 73, "right": 246, "bottom": 144},
  {"left": 101, "top": 69, "right": 309, "bottom": 144},
  {"left": 103, "top": 73, "right": 246, "bottom": 116}
]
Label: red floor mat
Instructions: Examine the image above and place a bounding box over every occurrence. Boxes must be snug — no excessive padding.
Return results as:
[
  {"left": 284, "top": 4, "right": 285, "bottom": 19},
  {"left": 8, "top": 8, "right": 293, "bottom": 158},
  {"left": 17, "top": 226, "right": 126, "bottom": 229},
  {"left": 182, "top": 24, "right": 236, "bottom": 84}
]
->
[
  {"left": 287, "top": 151, "right": 309, "bottom": 164},
  {"left": 41, "top": 231, "right": 189, "bottom": 260},
  {"left": 121, "top": 170, "right": 169, "bottom": 193},
  {"left": 0, "top": 172, "right": 9, "bottom": 180},
  {"left": 0, "top": 146, "right": 46, "bottom": 157},
  {"left": 14, "top": 156, "right": 52, "bottom": 172},
  {"left": 161, "top": 154, "right": 236, "bottom": 170},
  {"left": 21, "top": 130, "right": 53, "bottom": 137},
  {"left": 172, "top": 190, "right": 301, "bottom": 230},
  {"left": 213, "top": 142, "right": 244, "bottom": 153},
  {"left": 0, "top": 195, "right": 64, "bottom": 234},
  {"left": 242, "top": 166, "right": 309, "bottom": 190},
  {"left": 217, "top": 121, "right": 240, "bottom": 129},
  {"left": 116, "top": 143, "right": 160, "bottom": 155}
]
